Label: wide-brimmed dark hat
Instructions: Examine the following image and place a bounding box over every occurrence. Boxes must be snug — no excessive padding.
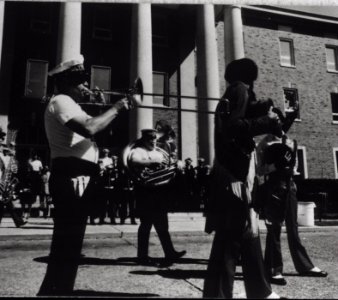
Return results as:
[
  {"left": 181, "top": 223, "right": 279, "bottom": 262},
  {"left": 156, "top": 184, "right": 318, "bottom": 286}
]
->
[{"left": 225, "top": 58, "right": 258, "bottom": 84}]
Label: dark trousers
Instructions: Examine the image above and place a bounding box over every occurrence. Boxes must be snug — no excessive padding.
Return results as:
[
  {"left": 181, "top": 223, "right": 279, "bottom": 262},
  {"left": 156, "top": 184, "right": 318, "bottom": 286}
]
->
[
  {"left": 203, "top": 228, "right": 272, "bottom": 299},
  {"left": 38, "top": 158, "right": 98, "bottom": 296},
  {"left": 0, "top": 201, "right": 25, "bottom": 227},
  {"left": 119, "top": 190, "right": 136, "bottom": 223},
  {"left": 137, "top": 212, "right": 176, "bottom": 258},
  {"left": 264, "top": 179, "right": 314, "bottom": 275}
]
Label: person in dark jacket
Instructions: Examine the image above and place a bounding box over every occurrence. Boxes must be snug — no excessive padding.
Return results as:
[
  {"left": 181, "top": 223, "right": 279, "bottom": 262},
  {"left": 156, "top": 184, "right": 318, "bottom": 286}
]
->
[
  {"left": 203, "top": 58, "right": 284, "bottom": 299},
  {"left": 257, "top": 133, "right": 328, "bottom": 286}
]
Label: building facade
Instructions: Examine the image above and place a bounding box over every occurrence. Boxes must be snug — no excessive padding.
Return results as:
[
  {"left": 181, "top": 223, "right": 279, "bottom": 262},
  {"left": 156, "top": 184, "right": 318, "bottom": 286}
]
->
[{"left": 0, "top": 2, "right": 338, "bottom": 180}]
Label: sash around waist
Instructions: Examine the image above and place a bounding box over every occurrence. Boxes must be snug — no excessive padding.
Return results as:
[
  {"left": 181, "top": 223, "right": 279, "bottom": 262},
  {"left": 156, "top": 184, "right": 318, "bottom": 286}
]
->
[{"left": 51, "top": 157, "right": 99, "bottom": 177}]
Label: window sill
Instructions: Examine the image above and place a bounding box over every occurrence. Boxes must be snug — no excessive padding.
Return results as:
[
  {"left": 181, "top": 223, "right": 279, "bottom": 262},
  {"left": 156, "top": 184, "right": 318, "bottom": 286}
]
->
[
  {"left": 280, "top": 64, "right": 296, "bottom": 69},
  {"left": 332, "top": 121, "right": 338, "bottom": 125},
  {"left": 327, "top": 69, "right": 338, "bottom": 74}
]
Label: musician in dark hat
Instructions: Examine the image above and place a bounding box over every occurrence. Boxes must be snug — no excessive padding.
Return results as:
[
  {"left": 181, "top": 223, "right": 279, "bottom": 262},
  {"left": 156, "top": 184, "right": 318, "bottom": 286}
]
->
[
  {"left": 203, "top": 58, "right": 283, "bottom": 299},
  {"left": 129, "top": 128, "right": 186, "bottom": 266},
  {"left": 38, "top": 54, "right": 138, "bottom": 296}
]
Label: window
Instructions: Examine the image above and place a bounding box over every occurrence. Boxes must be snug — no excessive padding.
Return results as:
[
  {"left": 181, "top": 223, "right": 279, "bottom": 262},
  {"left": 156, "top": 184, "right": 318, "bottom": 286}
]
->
[
  {"left": 152, "top": 14, "right": 169, "bottom": 47},
  {"left": 30, "top": 19, "right": 51, "bottom": 34},
  {"left": 278, "top": 25, "right": 292, "bottom": 32},
  {"left": 153, "top": 72, "right": 169, "bottom": 106},
  {"left": 325, "top": 46, "right": 338, "bottom": 72},
  {"left": 296, "top": 146, "right": 308, "bottom": 179},
  {"left": 24, "top": 60, "right": 48, "bottom": 99},
  {"left": 92, "top": 8, "right": 112, "bottom": 41},
  {"left": 333, "top": 148, "right": 338, "bottom": 179},
  {"left": 279, "top": 39, "right": 295, "bottom": 67},
  {"left": 330, "top": 93, "right": 338, "bottom": 123},
  {"left": 283, "top": 88, "right": 300, "bottom": 119},
  {"left": 90, "top": 66, "right": 111, "bottom": 103}
]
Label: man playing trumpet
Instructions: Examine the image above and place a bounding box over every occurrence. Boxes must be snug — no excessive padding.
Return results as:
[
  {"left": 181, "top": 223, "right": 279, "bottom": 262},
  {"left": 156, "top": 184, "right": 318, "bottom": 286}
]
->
[{"left": 38, "top": 54, "right": 138, "bottom": 296}]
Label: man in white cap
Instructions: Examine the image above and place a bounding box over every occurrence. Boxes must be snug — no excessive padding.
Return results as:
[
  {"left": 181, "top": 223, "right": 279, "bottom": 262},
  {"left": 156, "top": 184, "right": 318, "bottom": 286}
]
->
[{"left": 38, "top": 54, "right": 137, "bottom": 296}]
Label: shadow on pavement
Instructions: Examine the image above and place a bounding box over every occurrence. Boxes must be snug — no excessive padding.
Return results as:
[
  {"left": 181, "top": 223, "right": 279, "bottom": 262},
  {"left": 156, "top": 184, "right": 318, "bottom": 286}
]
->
[
  {"left": 19, "top": 226, "right": 53, "bottom": 230},
  {"left": 70, "top": 289, "right": 159, "bottom": 297},
  {"left": 130, "top": 269, "right": 244, "bottom": 280},
  {"left": 34, "top": 256, "right": 210, "bottom": 268},
  {"left": 34, "top": 256, "right": 136, "bottom": 266}
]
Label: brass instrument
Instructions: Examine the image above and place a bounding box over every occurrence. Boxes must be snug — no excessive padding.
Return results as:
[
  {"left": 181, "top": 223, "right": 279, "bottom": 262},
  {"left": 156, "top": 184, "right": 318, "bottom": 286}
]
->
[
  {"left": 122, "top": 141, "right": 177, "bottom": 187},
  {"left": 77, "top": 77, "right": 228, "bottom": 115}
]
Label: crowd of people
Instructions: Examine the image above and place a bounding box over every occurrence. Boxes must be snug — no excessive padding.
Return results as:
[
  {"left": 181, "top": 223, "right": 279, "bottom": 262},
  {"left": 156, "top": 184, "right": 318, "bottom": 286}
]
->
[
  {"left": 0, "top": 140, "right": 211, "bottom": 227},
  {"left": 0, "top": 54, "right": 329, "bottom": 298}
]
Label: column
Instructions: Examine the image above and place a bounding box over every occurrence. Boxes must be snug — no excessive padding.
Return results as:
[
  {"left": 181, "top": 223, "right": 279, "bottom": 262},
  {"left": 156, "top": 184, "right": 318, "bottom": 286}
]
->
[
  {"left": 0, "top": 1, "right": 6, "bottom": 132},
  {"left": 129, "top": 3, "right": 153, "bottom": 140},
  {"left": 180, "top": 51, "right": 198, "bottom": 162},
  {"left": 224, "top": 5, "right": 245, "bottom": 65},
  {"left": 56, "top": 2, "right": 82, "bottom": 64},
  {"left": 196, "top": 4, "right": 220, "bottom": 165}
]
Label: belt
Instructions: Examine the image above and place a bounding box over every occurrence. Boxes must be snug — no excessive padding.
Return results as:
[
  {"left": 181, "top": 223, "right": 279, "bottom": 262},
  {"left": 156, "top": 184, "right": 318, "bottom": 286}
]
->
[{"left": 51, "top": 157, "right": 99, "bottom": 177}]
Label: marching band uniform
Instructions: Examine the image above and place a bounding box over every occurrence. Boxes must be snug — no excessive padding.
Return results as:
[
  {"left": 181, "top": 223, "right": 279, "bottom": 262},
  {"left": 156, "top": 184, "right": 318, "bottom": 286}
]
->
[
  {"left": 257, "top": 134, "right": 328, "bottom": 285},
  {"left": 129, "top": 129, "right": 186, "bottom": 266},
  {"left": 38, "top": 55, "right": 134, "bottom": 296},
  {"left": 203, "top": 58, "right": 283, "bottom": 299}
]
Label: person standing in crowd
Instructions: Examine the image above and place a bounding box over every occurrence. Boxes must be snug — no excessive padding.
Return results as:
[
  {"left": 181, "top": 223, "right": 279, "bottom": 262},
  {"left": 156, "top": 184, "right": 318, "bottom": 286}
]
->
[
  {"left": 17, "top": 157, "right": 35, "bottom": 221},
  {"left": 182, "top": 157, "right": 196, "bottom": 211},
  {"left": 256, "top": 133, "right": 328, "bottom": 286},
  {"left": 203, "top": 58, "right": 284, "bottom": 299},
  {"left": 38, "top": 54, "right": 137, "bottom": 296},
  {"left": 0, "top": 137, "right": 26, "bottom": 228},
  {"left": 128, "top": 129, "right": 186, "bottom": 266},
  {"left": 28, "top": 153, "right": 43, "bottom": 209},
  {"left": 101, "top": 148, "right": 113, "bottom": 168},
  {"left": 106, "top": 156, "right": 119, "bottom": 225},
  {"left": 90, "top": 149, "right": 113, "bottom": 225},
  {"left": 116, "top": 165, "right": 137, "bottom": 225},
  {"left": 155, "top": 120, "right": 177, "bottom": 161},
  {"left": 195, "top": 157, "right": 210, "bottom": 211},
  {"left": 40, "top": 165, "right": 51, "bottom": 218}
]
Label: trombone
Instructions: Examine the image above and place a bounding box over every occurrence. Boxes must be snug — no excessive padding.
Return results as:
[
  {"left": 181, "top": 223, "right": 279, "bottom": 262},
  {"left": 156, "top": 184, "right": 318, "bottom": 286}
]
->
[{"left": 80, "top": 77, "right": 224, "bottom": 115}]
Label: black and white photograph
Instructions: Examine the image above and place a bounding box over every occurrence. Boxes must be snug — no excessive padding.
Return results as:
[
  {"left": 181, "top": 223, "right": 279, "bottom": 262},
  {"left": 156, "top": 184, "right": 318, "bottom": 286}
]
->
[{"left": 0, "top": 0, "right": 337, "bottom": 298}]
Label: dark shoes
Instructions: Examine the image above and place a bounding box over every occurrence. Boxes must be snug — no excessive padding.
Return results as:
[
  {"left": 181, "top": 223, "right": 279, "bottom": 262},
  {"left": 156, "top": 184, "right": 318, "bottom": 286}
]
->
[
  {"left": 300, "top": 270, "right": 328, "bottom": 277},
  {"left": 162, "top": 250, "right": 187, "bottom": 266},
  {"left": 270, "top": 276, "right": 287, "bottom": 286},
  {"left": 16, "top": 221, "right": 27, "bottom": 228}
]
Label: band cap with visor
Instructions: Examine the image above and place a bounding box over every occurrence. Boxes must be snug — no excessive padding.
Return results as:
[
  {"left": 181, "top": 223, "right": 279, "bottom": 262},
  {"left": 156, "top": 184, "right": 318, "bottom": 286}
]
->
[
  {"left": 141, "top": 129, "right": 157, "bottom": 140},
  {"left": 48, "top": 54, "right": 89, "bottom": 84}
]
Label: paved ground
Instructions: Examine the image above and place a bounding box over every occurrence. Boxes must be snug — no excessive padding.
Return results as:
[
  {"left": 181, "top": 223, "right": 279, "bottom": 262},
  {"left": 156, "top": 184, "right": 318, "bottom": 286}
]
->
[{"left": 0, "top": 214, "right": 337, "bottom": 298}]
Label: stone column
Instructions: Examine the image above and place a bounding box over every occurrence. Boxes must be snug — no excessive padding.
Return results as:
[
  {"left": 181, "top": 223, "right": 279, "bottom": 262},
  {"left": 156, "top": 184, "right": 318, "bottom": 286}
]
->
[
  {"left": 180, "top": 51, "right": 198, "bottom": 162},
  {"left": 224, "top": 5, "right": 245, "bottom": 65},
  {"left": 129, "top": 3, "right": 153, "bottom": 140},
  {"left": 196, "top": 4, "right": 220, "bottom": 164},
  {"left": 56, "top": 2, "right": 82, "bottom": 64},
  {"left": 0, "top": 1, "right": 7, "bottom": 132}
]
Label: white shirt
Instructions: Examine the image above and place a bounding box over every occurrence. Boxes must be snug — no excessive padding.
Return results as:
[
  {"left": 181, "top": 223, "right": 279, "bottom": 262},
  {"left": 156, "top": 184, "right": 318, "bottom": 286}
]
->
[
  {"left": 101, "top": 156, "right": 113, "bottom": 168},
  {"left": 44, "top": 94, "right": 99, "bottom": 163},
  {"left": 29, "top": 159, "right": 43, "bottom": 172}
]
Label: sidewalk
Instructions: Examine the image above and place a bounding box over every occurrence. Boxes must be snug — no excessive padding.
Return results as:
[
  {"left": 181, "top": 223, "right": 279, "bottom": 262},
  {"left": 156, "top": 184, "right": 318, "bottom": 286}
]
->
[{"left": 1, "top": 213, "right": 338, "bottom": 240}]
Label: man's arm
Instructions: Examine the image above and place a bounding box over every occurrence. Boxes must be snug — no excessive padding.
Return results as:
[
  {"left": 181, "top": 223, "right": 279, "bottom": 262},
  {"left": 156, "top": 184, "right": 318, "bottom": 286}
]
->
[
  {"left": 65, "top": 99, "right": 129, "bottom": 138},
  {"left": 129, "top": 150, "right": 163, "bottom": 168}
]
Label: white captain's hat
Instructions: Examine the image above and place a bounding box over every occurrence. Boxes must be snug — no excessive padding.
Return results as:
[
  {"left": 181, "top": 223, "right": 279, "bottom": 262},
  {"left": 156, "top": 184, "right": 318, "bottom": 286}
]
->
[{"left": 48, "top": 54, "right": 84, "bottom": 77}]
